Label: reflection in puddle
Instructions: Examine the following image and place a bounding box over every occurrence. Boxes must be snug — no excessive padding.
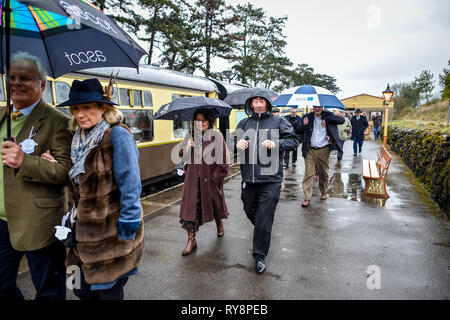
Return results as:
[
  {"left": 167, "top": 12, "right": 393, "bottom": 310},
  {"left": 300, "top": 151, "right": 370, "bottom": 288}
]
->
[{"left": 328, "top": 173, "right": 387, "bottom": 207}]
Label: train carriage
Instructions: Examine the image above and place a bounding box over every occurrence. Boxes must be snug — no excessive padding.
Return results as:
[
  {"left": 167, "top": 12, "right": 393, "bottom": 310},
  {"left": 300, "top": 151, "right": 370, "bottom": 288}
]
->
[{"left": 1, "top": 65, "right": 256, "bottom": 189}]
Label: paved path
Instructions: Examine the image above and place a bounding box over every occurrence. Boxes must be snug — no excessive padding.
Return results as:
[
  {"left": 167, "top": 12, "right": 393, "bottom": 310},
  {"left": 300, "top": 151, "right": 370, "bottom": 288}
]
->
[{"left": 18, "top": 140, "right": 449, "bottom": 299}]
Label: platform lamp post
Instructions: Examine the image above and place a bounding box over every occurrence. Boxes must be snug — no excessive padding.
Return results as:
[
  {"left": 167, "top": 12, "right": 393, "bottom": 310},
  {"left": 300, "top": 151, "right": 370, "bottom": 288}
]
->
[{"left": 382, "top": 84, "right": 394, "bottom": 146}]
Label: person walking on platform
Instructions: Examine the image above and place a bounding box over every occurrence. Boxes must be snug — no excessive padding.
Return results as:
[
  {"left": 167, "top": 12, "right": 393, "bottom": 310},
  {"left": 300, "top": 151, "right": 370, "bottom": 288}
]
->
[
  {"left": 350, "top": 109, "right": 368, "bottom": 156},
  {"left": 235, "top": 91, "right": 298, "bottom": 274},
  {"left": 272, "top": 108, "right": 281, "bottom": 116},
  {"left": 45, "top": 78, "right": 145, "bottom": 300},
  {"left": 336, "top": 110, "right": 352, "bottom": 161},
  {"left": 178, "top": 109, "right": 230, "bottom": 256},
  {"left": 371, "top": 112, "right": 382, "bottom": 140},
  {"left": 0, "top": 52, "right": 72, "bottom": 300},
  {"left": 298, "top": 105, "right": 344, "bottom": 207},
  {"left": 283, "top": 107, "right": 302, "bottom": 168}
]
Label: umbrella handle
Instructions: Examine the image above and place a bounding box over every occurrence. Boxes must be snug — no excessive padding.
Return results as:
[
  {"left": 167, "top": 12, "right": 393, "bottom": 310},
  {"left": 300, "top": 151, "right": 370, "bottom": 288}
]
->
[{"left": 2, "top": 136, "right": 13, "bottom": 168}]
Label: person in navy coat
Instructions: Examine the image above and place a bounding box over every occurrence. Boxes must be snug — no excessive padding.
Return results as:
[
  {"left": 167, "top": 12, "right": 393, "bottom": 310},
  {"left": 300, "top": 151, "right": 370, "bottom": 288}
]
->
[{"left": 350, "top": 109, "right": 368, "bottom": 156}]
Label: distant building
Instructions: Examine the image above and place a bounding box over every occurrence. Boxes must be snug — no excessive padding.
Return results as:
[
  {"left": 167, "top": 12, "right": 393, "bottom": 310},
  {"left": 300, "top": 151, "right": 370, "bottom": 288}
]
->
[{"left": 341, "top": 94, "right": 395, "bottom": 122}]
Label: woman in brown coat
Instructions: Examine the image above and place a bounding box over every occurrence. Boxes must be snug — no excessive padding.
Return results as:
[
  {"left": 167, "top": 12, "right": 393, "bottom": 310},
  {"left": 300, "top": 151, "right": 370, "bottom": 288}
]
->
[{"left": 179, "top": 109, "right": 230, "bottom": 256}]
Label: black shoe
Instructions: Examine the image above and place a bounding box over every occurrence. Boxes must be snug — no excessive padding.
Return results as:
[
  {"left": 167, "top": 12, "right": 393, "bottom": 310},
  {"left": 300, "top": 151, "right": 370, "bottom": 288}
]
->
[
  {"left": 353, "top": 154, "right": 357, "bottom": 157},
  {"left": 255, "top": 259, "right": 266, "bottom": 274},
  {"left": 292, "top": 163, "right": 297, "bottom": 167},
  {"left": 337, "top": 157, "right": 342, "bottom": 161}
]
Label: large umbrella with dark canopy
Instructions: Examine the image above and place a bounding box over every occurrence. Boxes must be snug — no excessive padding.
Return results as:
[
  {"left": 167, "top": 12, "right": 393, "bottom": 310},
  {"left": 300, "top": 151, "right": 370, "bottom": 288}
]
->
[
  {"left": 224, "top": 87, "right": 278, "bottom": 108},
  {"left": 1, "top": 0, "right": 147, "bottom": 139},
  {"left": 1, "top": 0, "right": 146, "bottom": 78},
  {"left": 154, "top": 96, "right": 232, "bottom": 121}
]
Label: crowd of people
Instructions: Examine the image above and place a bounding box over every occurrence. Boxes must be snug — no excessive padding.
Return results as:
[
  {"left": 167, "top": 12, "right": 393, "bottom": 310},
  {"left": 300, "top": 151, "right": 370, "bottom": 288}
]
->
[{"left": 0, "top": 52, "right": 380, "bottom": 300}]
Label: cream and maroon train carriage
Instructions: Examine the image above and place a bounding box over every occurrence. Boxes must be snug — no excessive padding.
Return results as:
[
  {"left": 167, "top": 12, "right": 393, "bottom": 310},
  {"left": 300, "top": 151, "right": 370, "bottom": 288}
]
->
[{"left": 0, "top": 65, "right": 249, "bottom": 188}]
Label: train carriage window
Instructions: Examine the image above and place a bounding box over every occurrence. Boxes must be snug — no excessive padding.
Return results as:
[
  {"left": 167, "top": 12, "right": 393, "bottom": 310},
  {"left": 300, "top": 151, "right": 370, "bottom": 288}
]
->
[
  {"left": 55, "top": 81, "right": 70, "bottom": 104},
  {"left": 172, "top": 94, "right": 191, "bottom": 138},
  {"left": 0, "top": 76, "right": 4, "bottom": 101},
  {"left": 121, "top": 109, "right": 154, "bottom": 142},
  {"left": 119, "top": 88, "right": 130, "bottom": 106},
  {"left": 143, "top": 91, "right": 152, "bottom": 107},
  {"left": 56, "top": 107, "right": 71, "bottom": 116},
  {"left": 43, "top": 81, "right": 53, "bottom": 104},
  {"left": 133, "top": 90, "right": 142, "bottom": 107},
  {"left": 111, "top": 87, "right": 119, "bottom": 104}
]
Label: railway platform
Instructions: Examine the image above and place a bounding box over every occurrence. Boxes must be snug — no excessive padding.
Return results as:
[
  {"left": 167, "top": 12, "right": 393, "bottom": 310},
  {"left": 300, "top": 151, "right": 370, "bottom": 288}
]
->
[{"left": 17, "top": 140, "right": 449, "bottom": 299}]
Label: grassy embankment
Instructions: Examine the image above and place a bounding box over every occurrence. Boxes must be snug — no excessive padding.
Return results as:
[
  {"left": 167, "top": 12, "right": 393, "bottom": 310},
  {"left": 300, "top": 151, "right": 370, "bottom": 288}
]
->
[{"left": 391, "top": 99, "right": 450, "bottom": 134}]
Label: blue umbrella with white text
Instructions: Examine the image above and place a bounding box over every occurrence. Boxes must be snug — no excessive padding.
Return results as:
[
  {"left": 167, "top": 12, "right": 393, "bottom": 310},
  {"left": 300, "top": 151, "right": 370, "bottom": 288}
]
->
[{"left": 272, "top": 85, "right": 345, "bottom": 110}]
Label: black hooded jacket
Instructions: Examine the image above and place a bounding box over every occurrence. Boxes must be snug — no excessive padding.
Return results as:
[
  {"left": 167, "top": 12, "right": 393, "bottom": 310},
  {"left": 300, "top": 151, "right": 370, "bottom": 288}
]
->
[
  {"left": 233, "top": 91, "right": 299, "bottom": 183},
  {"left": 298, "top": 110, "right": 345, "bottom": 158}
]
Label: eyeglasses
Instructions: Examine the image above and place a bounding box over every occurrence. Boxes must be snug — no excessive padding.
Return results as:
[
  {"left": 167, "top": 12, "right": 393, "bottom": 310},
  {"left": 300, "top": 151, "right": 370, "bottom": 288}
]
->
[
  {"left": 10, "top": 75, "right": 41, "bottom": 84},
  {"left": 313, "top": 106, "right": 323, "bottom": 109}
]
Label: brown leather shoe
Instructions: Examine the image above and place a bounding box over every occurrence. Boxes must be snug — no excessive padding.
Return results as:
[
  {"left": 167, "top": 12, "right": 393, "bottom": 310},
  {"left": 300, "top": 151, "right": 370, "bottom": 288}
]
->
[
  {"left": 301, "top": 200, "right": 310, "bottom": 207},
  {"left": 182, "top": 231, "right": 197, "bottom": 256},
  {"left": 216, "top": 219, "right": 224, "bottom": 238},
  {"left": 320, "top": 193, "right": 327, "bottom": 200}
]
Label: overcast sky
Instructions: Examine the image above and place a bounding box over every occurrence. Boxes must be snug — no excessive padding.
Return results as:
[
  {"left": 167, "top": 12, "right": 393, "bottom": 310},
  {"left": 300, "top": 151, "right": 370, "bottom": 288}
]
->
[{"left": 209, "top": 0, "right": 450, "bottom": 99}]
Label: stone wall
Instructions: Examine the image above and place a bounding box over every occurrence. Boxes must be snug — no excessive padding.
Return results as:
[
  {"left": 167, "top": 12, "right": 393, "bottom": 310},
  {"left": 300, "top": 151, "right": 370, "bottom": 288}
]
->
[{"left": 387, "top": 127, "right": 449, "bottom": 216}]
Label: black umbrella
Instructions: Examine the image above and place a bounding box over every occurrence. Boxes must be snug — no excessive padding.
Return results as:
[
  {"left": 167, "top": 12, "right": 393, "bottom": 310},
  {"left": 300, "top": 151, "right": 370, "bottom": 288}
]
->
[
  {"left": 154, "top": 96, "right": 232, "bottom": 121},
  {"left": 1, "top": 0, "right": 146, "bottom": 139},
  {"left": 223, "top": 87, "right": 278, "bottom": 108},
  {"left": 2, "top": 0, "right": 146, "bottom": 78}
]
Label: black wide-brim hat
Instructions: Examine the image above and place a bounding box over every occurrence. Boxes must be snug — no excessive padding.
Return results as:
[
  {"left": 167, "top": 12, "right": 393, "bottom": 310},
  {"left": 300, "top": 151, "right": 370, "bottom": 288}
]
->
[{"left": 56, "top": 78, "right": 118, "bottom": 107}]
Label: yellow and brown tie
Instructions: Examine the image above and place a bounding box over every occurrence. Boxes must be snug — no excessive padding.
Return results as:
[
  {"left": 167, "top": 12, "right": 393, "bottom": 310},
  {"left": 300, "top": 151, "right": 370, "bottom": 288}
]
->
[{"left": 10, "top": 110, "right": 24, "bottom": 120}]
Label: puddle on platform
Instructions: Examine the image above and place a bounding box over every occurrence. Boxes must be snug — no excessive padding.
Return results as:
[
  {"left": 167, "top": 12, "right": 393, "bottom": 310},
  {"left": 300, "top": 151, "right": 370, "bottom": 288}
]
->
[{"left": 327, "top": 172, "right": 399, "bottom": 208}]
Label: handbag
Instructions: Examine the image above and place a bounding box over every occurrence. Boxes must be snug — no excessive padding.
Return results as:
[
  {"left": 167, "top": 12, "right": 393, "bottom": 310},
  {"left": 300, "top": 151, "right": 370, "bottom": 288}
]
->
[
  {"left": 172, "top": 159, "right": 187, "bottom": 177},
  {"left": 55, "top": 202, "right": 78, "bottom": 248}
]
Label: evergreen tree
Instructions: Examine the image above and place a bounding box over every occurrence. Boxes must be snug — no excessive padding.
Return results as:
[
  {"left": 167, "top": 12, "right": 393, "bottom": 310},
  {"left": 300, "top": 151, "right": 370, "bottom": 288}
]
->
[
  {"left": 158, "top": 1, "right": 202, "bottom": 72},
  {"left": 441, "top": 73, "right": 450, "bottom": 101},
  {"left": 438, "top": 59, "right": 449, "bottom": 91},
  {"left": 413, "top": 70, "right": 435, "bottom": 104},
  {"left": 190, "top": 0, "right": 238, "bottom": 77}
]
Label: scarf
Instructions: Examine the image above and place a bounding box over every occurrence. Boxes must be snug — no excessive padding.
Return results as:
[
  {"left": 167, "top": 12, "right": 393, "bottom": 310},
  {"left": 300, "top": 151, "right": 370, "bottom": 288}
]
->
[{"left": 69, "top": 119, "right": 111, "bottom": 184}]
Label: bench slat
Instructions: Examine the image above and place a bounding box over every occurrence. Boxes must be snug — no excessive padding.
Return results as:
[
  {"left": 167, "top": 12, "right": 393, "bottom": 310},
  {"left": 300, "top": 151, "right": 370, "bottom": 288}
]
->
[
  {"left": 369, "top": 160, "right": 380, "bottom": 178},
  {"left": 363, "top": 159, "right": 371, "bottom": 178}
]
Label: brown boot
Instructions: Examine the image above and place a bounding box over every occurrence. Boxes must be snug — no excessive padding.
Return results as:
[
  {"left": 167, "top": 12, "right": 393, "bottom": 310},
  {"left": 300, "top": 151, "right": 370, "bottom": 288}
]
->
[
  {"left": 182, "top": 231, "right": 197, "bottom": 256},
  {"left": 216, "top": 219, "right": 224, "bottom": 238}
]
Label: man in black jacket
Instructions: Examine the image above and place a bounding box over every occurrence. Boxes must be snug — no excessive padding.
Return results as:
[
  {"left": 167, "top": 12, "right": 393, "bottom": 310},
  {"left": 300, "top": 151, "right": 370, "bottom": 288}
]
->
[
  {"left": 282, "top": 107, "right": 302, "bottom": 168},
  {"left": 298, "top": 105, "right": 345, "bottom": 207},
  {"left": 350, "top": 109, "right": 369, "bottom": 156},
  {"left": 234, "top": 91, "right": 298, "bottom": 274}
]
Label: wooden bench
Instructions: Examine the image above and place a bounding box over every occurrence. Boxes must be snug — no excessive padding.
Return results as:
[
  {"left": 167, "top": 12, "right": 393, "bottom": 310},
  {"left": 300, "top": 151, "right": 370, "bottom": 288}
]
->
[{"left": 362, "top": 145, "right": 392, "bottom": 198}]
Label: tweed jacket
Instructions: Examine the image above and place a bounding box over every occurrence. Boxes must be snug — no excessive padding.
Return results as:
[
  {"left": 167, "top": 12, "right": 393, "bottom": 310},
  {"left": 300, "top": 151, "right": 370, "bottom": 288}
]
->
[
  {"left": 66, "top": 125, "right": 144, "bottom": 285},
  {"left": 1, "top": 100, "right": 72, "bottom": 251}
]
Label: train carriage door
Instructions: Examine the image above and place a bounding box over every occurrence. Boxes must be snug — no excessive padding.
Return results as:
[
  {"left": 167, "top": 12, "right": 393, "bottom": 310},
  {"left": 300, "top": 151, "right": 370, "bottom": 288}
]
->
[{"left": 172, "top": 94, "right": 191, "bottom": 138}]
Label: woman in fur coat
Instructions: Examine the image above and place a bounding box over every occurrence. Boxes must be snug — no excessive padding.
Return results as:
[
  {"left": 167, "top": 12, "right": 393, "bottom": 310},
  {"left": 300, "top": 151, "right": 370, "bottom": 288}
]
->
[{"left": 42, "top": 78, "right": 144, "bottom": 300}]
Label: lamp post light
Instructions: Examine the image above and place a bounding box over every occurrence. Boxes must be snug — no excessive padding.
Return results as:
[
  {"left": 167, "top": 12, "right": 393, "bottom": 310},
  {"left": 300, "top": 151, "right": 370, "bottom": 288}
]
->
[{"left": 382, "top": 84, "right": 394, "bottom": 146}]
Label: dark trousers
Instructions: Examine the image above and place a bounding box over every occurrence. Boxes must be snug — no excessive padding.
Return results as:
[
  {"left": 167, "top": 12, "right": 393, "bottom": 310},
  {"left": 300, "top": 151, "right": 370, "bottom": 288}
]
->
[
  {"left": 338, "top": 139, "right": 345, "bottom": 159},
  {"left": 0, "top": 219, "right": 66, "bottom": 300},
  {"left": 241, "top": 182, "right": 281, "bottom": 258},
  {"left": 353, "top": 137, "right": 363, "bottom": 154},
  {"left": 283, "top": 147, "right": 298, "bottom": 166},
  {"left": 73, "top": 264, "right": 128, "bottom": 300}
]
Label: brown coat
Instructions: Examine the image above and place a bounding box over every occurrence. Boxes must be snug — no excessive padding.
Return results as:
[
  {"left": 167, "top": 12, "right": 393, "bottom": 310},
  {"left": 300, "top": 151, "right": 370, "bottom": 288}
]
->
[
  {"left": 179, "top": 130, "right": 230, "bottom": 224},
  {"left": 1, "top": 101, "right": 72, "bottom": 251},
  {"left": 66, "top": 125, "right": 144, "bottom": 285}
]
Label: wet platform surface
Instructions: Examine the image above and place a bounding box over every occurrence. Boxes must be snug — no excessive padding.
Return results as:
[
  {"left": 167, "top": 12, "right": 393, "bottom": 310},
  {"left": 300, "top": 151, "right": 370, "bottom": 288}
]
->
[{"left": 17, "top": 139, "right": 449, "bottom": 299}]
